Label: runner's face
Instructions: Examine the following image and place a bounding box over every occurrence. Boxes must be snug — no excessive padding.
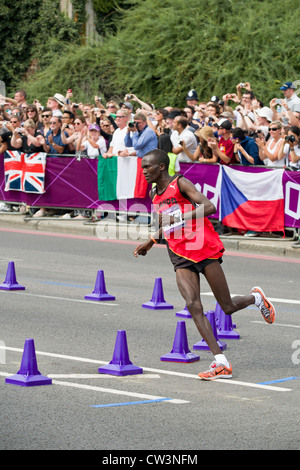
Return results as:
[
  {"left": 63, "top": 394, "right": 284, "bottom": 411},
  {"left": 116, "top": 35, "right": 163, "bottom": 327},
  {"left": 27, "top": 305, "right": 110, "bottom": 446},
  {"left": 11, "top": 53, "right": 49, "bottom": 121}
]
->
[{"left": 141, "top": 156, "right": 161, "bottom": 183}]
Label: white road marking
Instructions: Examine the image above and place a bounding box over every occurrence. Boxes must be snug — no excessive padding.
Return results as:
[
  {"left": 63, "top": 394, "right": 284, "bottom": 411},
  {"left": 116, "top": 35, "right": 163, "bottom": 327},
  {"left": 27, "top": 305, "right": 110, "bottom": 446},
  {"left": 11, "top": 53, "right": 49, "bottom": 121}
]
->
[
  {"left": 251, "top": 320, "right": 300, "bottom": 329},
  {"left": 47, "top": 373, "right": 160, "bottom": 379},
  {"left": 0, "top": 290, "right": 118, "bottom": 306},
  {"left": 0, "top": 345, "right": 292, "bottom": 392},
  {"left": 202, "top": 292, "right": 300, "bottom": 305}
]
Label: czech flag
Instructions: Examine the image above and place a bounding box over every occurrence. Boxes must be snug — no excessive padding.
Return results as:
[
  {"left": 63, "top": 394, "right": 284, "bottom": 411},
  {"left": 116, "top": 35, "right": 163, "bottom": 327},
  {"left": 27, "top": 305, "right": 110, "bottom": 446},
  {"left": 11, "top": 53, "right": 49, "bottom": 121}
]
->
[{"left": 220, "top": 166, "right": 285, "bottom": 232}]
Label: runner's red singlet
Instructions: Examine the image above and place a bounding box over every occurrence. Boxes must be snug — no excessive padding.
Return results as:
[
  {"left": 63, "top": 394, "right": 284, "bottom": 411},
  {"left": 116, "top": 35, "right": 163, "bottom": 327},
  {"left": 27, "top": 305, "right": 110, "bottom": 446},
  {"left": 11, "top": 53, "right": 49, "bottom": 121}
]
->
[{"left": 152, "top": 176, "right": 224, "bottom": 265}]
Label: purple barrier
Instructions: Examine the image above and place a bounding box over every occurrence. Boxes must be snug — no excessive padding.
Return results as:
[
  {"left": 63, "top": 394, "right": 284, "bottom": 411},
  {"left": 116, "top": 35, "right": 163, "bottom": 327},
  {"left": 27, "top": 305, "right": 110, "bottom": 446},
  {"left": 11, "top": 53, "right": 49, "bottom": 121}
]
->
[{"left": 1, "top": 154, "right": 300, "bottom": 228}]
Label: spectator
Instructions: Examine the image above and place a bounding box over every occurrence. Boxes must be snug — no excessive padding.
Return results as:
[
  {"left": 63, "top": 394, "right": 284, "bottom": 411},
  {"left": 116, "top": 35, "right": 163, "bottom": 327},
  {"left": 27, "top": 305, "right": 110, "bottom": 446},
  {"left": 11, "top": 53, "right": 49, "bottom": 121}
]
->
[
  {"left": 0, "top": 89, "right": 27, "bottom": 108},
  {"left": 105, "top": 100, "right": 119, "bottom": 119},
  {"left": 256, "top": 121, "right": 285, "bottom": 167},
  {"left": 182, "top": 126, "right": 217, "bottom": 163},
  {"left": 278, "top": 126, "right": 300, "bottom": 170},
  {"left": 103, "top": 109, "right": 132, "bottom": 158},
  {"left": 209, "top": 120, "right": 235, "bottom": 165},
  {"left": 183, "top": 106, "right": 200, "bottom": 132},
  {"left": 25, "top": 104, "right": 43, "bottom": 132},
  {"left": 170, "top": 115, "right": 197, "bottom": 162},
  {"left": 230, "top": 127, "right": 261, "bottom": 165},
  {"left": 39, "top": 108, "right": 52, "bottom": 137},
  {"left": 157, "top": 133, "right": 180, "bottom": 175},
  {"left": 165, "top": 109, "right": 181, "bottom": 134},
  {"left": 193, "top": 102, "right": 207, "bottom": 127},
  {"left": 123, "top": 93, "right": 153, "bottom": 112},
  {"left": 250, "top": 106, "right": 273, "bottom": 137},
  {"left": 43, "top": 116, "right": 68, "bottom": 155},
  {"left": 0, "top": 113, "right": 23, "bottom": 152},
  {"left": 77, "top": 124, "right": 107, "bottom": 158},
  {"left": 10, "top": 119, "right": 45, "bottom": 153},
  {"left": 185, "top": 89, "right": 199, "bottom": 107},
  {"left": 81, "top": 103, "right": 96, "bottom": 126},
  {"left": 124, "top": 112, "right": 157, "bottom": 157},
  {"left": 205, "top": 102, "right": 220, "bottom": 126},
  {"left": 47, "top": 94, "right": 65, "bottom": 117},
  {"left": 148, "top": 108, "right": 169, "bottom": 136},
  {"left": 62, "top": 110, "right": 75, "bottom": 128},
  {"left": 279, "top": 81, "right": 300, "bottom": 112}
]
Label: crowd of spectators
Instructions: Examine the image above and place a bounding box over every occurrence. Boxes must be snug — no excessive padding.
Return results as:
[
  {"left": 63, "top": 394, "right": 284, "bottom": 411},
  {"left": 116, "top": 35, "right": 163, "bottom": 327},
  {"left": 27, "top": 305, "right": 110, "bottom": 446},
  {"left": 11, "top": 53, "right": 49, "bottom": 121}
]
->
[{"left": 0, "top": 81, "right": 300, "bottom": 245}]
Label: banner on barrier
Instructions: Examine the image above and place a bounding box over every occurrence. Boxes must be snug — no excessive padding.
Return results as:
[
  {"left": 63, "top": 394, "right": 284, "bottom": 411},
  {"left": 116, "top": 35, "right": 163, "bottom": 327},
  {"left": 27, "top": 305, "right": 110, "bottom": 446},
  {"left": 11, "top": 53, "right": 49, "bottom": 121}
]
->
[{"left": 1, "top": 154, "right": 300, "bottom": 228}]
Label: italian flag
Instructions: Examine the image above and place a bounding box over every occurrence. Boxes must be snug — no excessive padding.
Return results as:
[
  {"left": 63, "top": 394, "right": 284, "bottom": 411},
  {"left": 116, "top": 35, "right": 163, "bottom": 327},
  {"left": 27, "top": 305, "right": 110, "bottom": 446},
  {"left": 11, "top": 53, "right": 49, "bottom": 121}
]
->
[{"left": 98, "top": 156, "right": 148, "bottom": 201}]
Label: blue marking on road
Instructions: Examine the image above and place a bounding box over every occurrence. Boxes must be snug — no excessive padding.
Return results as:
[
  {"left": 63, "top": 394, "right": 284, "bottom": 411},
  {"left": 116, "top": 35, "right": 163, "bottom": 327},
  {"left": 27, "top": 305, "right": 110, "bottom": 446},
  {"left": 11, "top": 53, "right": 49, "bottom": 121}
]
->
[
  {"left": 257, "top": 377, "right": 300, "bottom": 385},
  {"left": 91, "top": 398, "right": 171, "bottom": 408}
]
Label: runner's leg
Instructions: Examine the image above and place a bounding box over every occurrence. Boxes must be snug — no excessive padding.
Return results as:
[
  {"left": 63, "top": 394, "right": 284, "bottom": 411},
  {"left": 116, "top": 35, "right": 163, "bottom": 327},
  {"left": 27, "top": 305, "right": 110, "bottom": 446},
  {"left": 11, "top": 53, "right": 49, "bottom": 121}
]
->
[
  {"left": 203, "top": 260, "right": 255, "bottom": 315},
  {"left": 175, "top": 268, "right": 222, "bottom": 355}
]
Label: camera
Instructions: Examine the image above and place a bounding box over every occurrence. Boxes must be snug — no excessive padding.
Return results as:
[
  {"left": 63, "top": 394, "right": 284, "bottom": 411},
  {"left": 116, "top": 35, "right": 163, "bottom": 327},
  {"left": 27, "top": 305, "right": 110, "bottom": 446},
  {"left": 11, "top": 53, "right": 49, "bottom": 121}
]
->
[
  {"left": 128, "top": 122, "right": 135, "bottom": 128},
  {"left": 73, "top": 103, "right": 79, "bottom": 108},
  {"left": 240, "top": 83, "right": 245, "bottom": 87},
  {"left": 285, "top": 135, "right": 296, "bottom": 143},
  {"left": 275, "top": 99, "right": 281, "bottom": 104}
]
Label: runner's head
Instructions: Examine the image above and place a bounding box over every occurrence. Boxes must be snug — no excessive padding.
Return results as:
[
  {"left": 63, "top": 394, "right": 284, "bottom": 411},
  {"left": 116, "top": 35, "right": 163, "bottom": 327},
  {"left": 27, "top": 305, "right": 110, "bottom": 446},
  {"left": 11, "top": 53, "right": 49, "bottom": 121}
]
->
[
  {"left": 143, "top": 149, "right": 170, "bottom": 170},
  {"left": 142, "top": 150, "right": 170, "bottom": 184}
]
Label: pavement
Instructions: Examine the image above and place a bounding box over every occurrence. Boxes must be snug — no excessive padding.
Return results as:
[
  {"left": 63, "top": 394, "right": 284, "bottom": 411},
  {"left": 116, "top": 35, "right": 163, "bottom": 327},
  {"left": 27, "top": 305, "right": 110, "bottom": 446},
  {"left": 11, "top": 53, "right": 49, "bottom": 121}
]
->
[{"left": 0, "top": 212, "right": 300, "bottom": 258}]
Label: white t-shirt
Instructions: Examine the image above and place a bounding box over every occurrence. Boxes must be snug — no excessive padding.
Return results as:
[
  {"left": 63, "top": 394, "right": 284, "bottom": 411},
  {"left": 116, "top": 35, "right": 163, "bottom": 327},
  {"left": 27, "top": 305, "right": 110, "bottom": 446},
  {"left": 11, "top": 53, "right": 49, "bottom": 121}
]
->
[
  {"left": 110, "top": 127, "right": 134, "bottom": 155},
  {"left": 82, "top": 136, "right": 107, "bottom": 158},
  {"left": 171, "top": 128, "right": 197, "bottom": 163}
]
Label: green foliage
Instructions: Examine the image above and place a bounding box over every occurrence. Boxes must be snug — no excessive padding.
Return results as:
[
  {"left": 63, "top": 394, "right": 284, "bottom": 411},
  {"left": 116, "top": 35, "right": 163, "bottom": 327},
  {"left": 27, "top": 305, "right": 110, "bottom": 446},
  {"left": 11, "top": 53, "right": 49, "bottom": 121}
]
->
[
  {"left": 105, "top": 0, "right": 300, "bottom": 106},
  {"left": 0, "top": 0, "right": 80, "bottom": 93},
  {"left": 12, "top": 0, "right": 300, "bottom": 107}
]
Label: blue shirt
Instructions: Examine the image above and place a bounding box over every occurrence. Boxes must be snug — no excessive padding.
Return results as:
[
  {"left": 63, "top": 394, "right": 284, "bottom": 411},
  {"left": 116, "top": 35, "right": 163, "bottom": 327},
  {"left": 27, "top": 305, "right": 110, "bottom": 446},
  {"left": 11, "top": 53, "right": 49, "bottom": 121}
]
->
[
  {"left": 46, "top": 129, "right": 68, "bottom": 155},
  {"left": 124, "top": 125, "right": 157, "bottom": 158},
  {"left": 238, "top": 136, "right": 262, "bottom": 166}
]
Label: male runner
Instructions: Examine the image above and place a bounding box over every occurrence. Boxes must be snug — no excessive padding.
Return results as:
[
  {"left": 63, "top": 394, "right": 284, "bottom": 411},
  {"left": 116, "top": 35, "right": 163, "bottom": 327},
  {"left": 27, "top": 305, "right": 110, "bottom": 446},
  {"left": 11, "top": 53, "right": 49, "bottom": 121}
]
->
[{"left": 133, "top": 149, "right": 275, "bottom": 380}]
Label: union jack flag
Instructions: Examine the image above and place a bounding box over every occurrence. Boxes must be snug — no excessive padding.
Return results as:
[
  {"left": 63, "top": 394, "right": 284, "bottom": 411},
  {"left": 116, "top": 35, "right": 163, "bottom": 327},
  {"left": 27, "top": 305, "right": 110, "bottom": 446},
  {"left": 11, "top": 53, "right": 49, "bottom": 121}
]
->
[{"left": 4, "top": 151, "right": 47, "bottom": 194}]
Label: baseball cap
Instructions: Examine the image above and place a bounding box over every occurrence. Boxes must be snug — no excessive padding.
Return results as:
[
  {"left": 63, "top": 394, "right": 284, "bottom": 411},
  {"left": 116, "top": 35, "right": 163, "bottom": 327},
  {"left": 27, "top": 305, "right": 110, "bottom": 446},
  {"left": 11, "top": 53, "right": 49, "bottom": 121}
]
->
[
  {"left": 88, "top": 124, "right": 100, "bottom": 131},
  {"left": 120, "top": 102, "right": 133, "bottom": 111},
  {"left": 218, "top": 119, "right": 232, "bottom": 130},
  {"left": 279, "top": 81, "right": 296, "bottom": 90}
]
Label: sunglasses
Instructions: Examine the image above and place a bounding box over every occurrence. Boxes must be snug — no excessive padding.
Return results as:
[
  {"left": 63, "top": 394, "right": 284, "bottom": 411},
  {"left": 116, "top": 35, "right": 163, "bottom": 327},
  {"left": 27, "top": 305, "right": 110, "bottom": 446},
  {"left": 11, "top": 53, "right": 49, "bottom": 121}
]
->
[
  {"left": 269, "top": 127, "right": 280, "bottom": 131},
  {"left": 42, "top": 114, "right": 51, "bottom": 118}
]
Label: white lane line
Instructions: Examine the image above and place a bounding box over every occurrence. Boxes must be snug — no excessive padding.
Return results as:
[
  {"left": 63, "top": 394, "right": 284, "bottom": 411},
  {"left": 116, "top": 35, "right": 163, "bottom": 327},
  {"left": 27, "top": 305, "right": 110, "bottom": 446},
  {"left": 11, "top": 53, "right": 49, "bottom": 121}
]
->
[
  {"left": 0, "top": 372, "right": 187, "bottom": 404},
  {"left": 0, "top": 291, "right": 118, "bottom": 306},
  {"left": 50, "top": 380, "right": 188, "bottom": 404},
  {"left": 251, "top": 320, "right": 300, "bottom": 329},
  {"left": 0, "top": 346, "right": 291, "bottom": 392},
  {"left": 47, "top": 373, "right": 160, "bottom": 379},
  {"left": 202, "top": 292, "right": 300, "bottom": 305}
]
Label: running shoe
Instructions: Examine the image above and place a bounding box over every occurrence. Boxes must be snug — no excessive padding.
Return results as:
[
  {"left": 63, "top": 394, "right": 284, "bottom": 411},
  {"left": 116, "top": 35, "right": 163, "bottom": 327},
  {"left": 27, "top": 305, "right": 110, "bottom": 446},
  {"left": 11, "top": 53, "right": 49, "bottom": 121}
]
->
[
  {"left": 198, "top": 361, "right": 232, "bottom": 380},
  {"left": 251, "top": 286, "right": 275, "bottom": 324}
]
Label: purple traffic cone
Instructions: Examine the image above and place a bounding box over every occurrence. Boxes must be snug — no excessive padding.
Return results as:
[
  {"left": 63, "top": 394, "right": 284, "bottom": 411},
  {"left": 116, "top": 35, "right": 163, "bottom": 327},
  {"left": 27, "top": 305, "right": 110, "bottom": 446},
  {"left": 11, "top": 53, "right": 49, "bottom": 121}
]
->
[
  {"left": 217, "top": 310, "right": 240, "bottom": 340},
  {"left": 98, "top": 330, "right": 143, "bottom": 376},
  {"left": 161, "top": 321, "right": 200, "bottom": 363},
  {"left": 142, "top": 277, "right": 173, "bottom": 310},
  {"left": 215, "top": 302, "right": 236, "bottom": 328},
  {"left": 176, "top": 305, "right": 192, "bottom": 318},
  {"left": 85, "top": 270, "right": 115, "bottom": 301},
  {"left": 5, "top": 339, "right": 52, "bottom": 387},
  {"left": 0, "top": 261, "right": 25, "bottom": 291},
  {"left": 193, "top": 310, "right": 227, "bottom": 351}
]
